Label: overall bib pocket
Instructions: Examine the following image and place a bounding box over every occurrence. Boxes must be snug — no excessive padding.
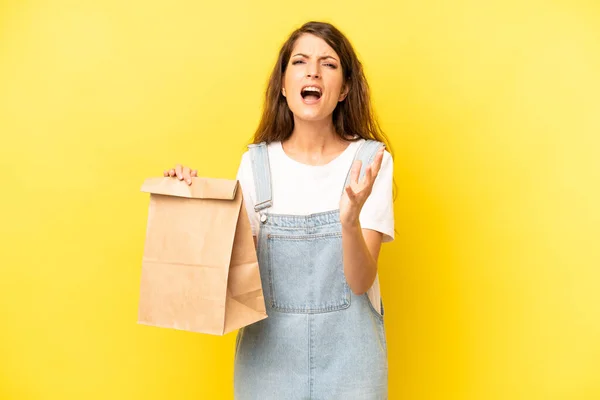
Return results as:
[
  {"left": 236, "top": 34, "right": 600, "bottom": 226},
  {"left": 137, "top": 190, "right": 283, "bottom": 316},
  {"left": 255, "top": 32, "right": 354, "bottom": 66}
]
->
[{"left": 267, "top": 232, "right": 351, "bottom": 313}]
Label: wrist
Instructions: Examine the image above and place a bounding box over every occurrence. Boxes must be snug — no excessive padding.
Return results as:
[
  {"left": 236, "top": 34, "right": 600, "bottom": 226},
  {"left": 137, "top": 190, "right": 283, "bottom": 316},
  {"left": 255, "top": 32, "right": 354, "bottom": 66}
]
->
[{"left": 341, "top": 218, "right": 361, "bottom": 232}]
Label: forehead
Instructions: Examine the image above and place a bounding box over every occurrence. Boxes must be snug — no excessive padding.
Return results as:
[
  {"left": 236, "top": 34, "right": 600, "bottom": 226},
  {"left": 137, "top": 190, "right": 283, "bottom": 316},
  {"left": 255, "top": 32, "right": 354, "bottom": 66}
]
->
[{"left": 291, "top": 34, "right": 339, "bottom": 58}]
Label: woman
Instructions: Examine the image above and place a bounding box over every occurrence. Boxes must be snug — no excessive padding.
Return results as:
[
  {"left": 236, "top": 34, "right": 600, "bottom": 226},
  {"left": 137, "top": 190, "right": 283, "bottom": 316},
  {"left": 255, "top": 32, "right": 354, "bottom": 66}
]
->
[{"left": 165, "top": 21, "right": 394, "bottom": 400}]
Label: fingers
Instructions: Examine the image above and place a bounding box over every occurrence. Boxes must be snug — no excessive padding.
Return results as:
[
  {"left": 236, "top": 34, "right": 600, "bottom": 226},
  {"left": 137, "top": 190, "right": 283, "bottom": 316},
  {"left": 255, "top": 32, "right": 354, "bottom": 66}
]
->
[
  {"left": 372, "top": 146, "right": 385, "bottom": 177},
  {"left": 363, "top": 164, "right": 373, "bottom": 186},
  {"left": 175, "top": 164, "right": 183, "bottom": 180},
  {"left": 182, "top": 166, "right": 192, "bottom": 184},
  {"left": 164, "top": 165, "right": 196, "bottom": 185},
  {"left": 350, "top": 160, "right": 362, "bottom": 185},
  {"left": 364, "top": 146, "right": 385, "bottom": 186}
]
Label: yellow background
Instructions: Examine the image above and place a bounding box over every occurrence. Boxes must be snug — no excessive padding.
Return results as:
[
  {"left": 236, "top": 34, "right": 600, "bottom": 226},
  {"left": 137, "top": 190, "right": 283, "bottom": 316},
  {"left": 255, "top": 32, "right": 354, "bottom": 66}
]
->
[{"left": 1, "top": 0, "right": 599, "bottom": 399}]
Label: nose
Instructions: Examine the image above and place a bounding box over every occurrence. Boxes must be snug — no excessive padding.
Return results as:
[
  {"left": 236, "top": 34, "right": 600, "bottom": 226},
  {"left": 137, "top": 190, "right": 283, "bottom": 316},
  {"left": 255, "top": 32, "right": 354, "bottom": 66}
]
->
[{"left": 306, "top": 62, "right": 320, "bottom": 79}]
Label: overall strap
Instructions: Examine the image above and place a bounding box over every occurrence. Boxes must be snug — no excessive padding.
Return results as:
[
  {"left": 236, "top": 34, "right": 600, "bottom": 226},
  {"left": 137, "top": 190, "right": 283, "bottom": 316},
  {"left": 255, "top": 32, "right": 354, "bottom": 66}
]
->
[
  {"left": 247, "top": 142, "right": 273, "bottom": 219},
  {"left": 342, "top": 139, "right": 385, "bottom": 194}
]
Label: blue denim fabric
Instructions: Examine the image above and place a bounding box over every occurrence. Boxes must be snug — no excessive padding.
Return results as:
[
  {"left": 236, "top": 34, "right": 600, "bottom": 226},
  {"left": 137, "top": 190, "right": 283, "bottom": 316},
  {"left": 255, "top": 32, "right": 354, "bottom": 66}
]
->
[{"left": 234, "top": 141, "right": 388, "bottom": 400}]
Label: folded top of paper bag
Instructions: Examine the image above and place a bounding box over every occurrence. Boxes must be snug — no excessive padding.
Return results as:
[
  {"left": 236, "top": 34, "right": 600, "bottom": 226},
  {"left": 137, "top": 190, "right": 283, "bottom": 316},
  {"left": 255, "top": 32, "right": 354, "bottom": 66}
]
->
[{"left": 141, "top": 177, "right": 238, "bottom": 200}]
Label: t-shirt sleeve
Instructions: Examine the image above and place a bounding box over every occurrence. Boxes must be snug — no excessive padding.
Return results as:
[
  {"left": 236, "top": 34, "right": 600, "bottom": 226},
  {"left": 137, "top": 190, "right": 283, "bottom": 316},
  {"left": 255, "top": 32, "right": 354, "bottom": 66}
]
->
[
  {"left": 235, "top": 151, "right": 260, "bottom": 237},
  {"left": 359, "top": 150, "right": 395, "bottom": 243}
]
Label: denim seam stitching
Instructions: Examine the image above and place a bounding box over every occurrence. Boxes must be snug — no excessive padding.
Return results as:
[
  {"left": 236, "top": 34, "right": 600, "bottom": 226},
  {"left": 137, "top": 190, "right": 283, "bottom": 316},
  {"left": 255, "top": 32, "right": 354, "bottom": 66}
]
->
[{"left": 267, "top": 232, "right": 343, "bottom": 240}]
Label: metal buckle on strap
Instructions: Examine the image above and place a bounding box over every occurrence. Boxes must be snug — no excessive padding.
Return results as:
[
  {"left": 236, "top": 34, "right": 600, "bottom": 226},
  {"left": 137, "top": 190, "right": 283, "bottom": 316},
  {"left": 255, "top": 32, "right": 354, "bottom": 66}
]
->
[{"left": 254, "top": 199, "right": 272, "bottom": 213}]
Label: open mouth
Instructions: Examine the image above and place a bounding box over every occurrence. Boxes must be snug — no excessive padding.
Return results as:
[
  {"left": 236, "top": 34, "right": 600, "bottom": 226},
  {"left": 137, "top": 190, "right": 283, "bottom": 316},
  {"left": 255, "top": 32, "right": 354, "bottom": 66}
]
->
[{"left": 301, "top": 86, "right": 322, "bottom": 103}]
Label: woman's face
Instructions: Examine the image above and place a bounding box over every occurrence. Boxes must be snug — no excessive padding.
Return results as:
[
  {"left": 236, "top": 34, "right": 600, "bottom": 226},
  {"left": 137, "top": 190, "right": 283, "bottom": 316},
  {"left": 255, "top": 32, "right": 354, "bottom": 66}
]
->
[{"left": 282, "top": 34, "right": 348, "bottom": 123}]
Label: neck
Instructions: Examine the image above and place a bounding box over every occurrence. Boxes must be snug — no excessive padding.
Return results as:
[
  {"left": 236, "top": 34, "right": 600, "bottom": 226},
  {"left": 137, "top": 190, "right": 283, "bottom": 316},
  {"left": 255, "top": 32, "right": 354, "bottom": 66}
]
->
[{"left": 286, "top": 118, "right": 341, "bottom": 153}]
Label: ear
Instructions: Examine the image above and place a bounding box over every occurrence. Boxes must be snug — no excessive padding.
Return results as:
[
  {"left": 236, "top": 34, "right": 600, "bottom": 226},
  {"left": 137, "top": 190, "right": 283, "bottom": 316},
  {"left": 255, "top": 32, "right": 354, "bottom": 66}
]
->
[
  {"left": 281, "top": 74, "right": 287, "bottom": 97},
  {"left": 338, "top": 83, "right": 349, "bottom": 102}
]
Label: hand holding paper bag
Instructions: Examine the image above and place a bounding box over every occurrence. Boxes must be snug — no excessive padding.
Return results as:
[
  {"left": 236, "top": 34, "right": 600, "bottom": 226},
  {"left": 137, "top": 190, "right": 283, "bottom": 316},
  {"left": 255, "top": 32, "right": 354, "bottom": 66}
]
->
[
  {"left": 138, "top": 176, "right": 267, "bottom": 335},
  {"left": 163, "top": 164, "right": 197, "bottom": 185}
]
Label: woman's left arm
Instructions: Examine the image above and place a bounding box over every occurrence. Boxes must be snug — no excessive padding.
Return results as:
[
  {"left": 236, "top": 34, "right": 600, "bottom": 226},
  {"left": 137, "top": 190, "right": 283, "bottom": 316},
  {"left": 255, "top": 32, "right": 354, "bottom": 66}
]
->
[
  {"left": 341, "top": 224, "right": 383, "bottom": 295},
  {"left": 339, "top": 145, "right": 389, "bottom": 295}
]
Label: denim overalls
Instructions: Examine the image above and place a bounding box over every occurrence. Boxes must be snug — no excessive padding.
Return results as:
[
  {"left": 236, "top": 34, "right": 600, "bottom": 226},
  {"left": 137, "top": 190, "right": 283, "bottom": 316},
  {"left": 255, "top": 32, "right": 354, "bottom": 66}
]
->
[{"left": 234, "top": 140, "right": 388, "bottom": 400}]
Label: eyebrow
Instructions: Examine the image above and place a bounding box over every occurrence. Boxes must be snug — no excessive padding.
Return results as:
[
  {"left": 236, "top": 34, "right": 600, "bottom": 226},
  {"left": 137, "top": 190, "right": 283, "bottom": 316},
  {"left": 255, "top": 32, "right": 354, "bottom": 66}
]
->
[{"left": 292, "top": 53, "right": 339, "bottom": 62}]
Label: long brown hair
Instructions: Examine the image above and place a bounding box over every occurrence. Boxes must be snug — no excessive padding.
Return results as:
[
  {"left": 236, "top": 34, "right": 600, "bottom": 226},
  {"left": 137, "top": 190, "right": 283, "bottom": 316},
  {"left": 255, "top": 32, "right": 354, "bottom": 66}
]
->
[{"left": 252, "top": 21, "right": 392, "bottom": 155}]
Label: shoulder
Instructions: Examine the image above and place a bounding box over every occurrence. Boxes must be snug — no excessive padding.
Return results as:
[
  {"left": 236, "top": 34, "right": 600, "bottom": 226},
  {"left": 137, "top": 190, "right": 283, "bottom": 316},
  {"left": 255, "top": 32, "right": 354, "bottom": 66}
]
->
[
  {"left": 381, "top": 148, "right": 393, "bottom": 168},
  {"left": 366, "top": 139, "right": 393, "bottom": 167},
  {"left": 238, "top": 141, "right": 282, "bottom": 169},
  {"left": 238, "top": 150, "right": 251, "bottom": 171},
  {"left": 354, "top": 139, "right": 393, "bottom": 165},
  {"left": 243, "top": 141, "right": 281, "bottom": 155}
]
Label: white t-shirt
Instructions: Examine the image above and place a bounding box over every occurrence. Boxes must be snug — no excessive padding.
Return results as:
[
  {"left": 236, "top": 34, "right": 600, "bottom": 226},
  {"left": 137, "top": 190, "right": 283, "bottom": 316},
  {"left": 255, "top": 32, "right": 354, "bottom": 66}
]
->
[
  {"left": 235, "top": 138, "right": 395, "bottom": 315},
  {"left": 236, "top": 139, "right": 395, "bottom": 242}
]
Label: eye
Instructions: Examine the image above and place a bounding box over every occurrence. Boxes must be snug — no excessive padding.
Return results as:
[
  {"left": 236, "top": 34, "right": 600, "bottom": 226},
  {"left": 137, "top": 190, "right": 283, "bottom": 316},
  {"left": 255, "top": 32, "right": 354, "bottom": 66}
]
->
[
  {"left": 292, "top": 60, "right": 305, "bottom": 65},
  {"left": 323, "top": 63, "right": 337, "bottom": 69}
]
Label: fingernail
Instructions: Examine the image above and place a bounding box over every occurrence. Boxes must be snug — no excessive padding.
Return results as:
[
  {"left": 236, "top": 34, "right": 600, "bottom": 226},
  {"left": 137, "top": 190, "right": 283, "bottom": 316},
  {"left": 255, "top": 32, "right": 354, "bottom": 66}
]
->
[{"left": 186, "top": 179, "right": 191, "bottom": 185}]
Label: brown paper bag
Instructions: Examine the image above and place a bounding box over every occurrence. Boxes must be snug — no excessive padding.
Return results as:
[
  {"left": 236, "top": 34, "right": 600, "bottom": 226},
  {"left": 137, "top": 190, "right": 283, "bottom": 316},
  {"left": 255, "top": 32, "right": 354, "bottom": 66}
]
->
[{"left": 138, "top": 176, "right": 267, "bottom": 335}]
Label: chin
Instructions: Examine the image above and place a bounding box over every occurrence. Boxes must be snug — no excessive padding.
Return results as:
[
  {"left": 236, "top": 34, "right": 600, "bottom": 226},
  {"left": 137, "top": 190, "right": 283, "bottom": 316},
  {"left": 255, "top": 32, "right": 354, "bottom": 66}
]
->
[
  {"left": 291, "top": 108, "right": 332, "bottom": 123},
  {"left": 297, "top": 113, "right": 324, "bottom": 122}
]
